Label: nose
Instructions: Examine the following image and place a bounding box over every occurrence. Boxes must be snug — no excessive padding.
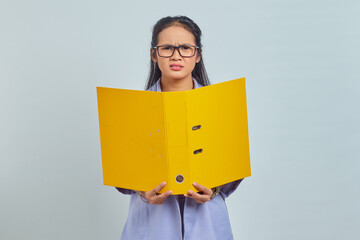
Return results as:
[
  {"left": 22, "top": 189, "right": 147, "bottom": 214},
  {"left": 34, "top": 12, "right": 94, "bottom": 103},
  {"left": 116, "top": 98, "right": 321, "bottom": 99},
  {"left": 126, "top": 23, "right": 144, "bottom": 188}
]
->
[{"left": 171, "top": 47, "right": 181, "bottom": 60}]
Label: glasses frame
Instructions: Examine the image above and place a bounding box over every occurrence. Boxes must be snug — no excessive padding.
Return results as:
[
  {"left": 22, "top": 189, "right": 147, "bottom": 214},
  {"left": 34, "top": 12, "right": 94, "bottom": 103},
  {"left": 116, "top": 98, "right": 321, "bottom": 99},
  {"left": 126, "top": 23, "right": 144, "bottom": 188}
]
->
[{"left": 153, "top": 44, "right": 200, "bottom": 58}]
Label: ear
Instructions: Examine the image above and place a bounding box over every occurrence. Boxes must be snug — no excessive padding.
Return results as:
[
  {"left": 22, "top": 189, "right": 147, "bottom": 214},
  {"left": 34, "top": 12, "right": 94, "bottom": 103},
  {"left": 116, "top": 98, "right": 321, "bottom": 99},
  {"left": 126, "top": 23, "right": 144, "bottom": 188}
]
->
[
  {"left": 195, "top": 51, "right": 201, "bottom": 63},
  {"left": 151, "top": 49, "right": 157, "bottom": 63}
]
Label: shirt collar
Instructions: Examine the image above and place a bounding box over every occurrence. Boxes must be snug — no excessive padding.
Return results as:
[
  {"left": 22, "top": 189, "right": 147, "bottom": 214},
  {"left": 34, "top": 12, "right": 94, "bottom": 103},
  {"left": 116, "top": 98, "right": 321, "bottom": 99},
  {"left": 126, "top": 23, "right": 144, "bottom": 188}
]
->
[{"left": 151, "top": 78, "right": 203, "bottom": 92}]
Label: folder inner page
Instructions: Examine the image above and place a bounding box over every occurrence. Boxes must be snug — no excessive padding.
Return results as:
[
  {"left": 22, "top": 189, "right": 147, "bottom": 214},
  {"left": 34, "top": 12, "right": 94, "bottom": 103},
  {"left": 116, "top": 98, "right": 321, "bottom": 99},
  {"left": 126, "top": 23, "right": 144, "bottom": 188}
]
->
[{"left": 97, "top": 88, "right": 168, "bottom": 192}]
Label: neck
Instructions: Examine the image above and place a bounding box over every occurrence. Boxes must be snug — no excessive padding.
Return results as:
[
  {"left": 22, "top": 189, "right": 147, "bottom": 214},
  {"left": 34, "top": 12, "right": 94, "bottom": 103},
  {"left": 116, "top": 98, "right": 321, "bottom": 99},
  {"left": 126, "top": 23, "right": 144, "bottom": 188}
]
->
[{"left": 160, "top": 75, "right": 194, "bottom": 92}]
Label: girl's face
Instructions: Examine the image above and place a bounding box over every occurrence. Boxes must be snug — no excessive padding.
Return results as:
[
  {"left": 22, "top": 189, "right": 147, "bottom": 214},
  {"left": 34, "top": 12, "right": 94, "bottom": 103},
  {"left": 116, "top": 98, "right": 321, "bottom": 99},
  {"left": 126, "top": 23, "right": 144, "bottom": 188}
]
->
[{"left": 151, "top": 25, "right": 201, "bottom": 82}]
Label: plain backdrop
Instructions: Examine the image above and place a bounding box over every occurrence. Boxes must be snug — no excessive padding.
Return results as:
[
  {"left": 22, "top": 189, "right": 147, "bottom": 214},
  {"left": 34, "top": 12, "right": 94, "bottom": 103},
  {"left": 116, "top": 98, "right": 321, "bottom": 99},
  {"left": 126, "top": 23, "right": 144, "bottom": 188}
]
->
[{"left": 1, "top": 0, "right": 359, "bottom": 239}]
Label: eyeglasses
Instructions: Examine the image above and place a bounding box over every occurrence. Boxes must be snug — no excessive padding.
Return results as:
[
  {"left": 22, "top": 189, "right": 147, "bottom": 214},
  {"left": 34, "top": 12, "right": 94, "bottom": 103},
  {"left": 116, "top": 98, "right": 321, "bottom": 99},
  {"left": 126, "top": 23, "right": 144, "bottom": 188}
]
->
[{"left": 153, "top": 44, "right": 200, "bottom": 58}]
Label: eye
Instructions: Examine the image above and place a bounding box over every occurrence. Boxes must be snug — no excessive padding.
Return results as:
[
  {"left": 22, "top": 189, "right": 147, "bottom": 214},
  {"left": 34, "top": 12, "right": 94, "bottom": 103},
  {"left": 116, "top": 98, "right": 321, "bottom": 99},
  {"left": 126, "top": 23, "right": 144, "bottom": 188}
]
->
[{"left": 160, "top": 45, "right": 173, "bottom": 51}]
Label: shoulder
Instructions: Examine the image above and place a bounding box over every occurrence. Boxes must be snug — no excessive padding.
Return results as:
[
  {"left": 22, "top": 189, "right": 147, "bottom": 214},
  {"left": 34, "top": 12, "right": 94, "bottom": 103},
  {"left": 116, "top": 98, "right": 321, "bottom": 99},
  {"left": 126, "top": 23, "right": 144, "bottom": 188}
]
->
[
  {"left": 147, "top": 79, "right": 160, "bottom": 92},
  {"left": 193, "top": 78, "right": 205, "bottom": 89},
  {"left": 147, "top": 84, "right": 156, "bottom": 92}
]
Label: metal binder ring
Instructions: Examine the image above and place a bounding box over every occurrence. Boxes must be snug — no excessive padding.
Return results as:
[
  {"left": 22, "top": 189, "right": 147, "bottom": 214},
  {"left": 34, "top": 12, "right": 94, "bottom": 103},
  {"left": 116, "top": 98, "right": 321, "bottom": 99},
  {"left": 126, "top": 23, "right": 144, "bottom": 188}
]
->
[{"left": 175, "top": 174, "right": 184, "bottom": 183}]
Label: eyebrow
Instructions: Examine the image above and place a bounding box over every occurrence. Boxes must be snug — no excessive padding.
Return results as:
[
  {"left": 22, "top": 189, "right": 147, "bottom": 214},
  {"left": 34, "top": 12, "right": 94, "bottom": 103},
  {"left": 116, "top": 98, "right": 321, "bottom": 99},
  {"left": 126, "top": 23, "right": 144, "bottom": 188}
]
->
[{"left": 158, "top": 43, "right": 195, "bottom": 46}]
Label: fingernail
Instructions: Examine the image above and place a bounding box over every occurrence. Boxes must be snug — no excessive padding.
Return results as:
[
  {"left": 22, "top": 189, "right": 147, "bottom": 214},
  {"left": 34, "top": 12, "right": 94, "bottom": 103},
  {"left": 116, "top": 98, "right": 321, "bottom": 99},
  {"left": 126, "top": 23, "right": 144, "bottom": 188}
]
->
[{"left": 189, "top": 190, "right": 194, "bottom": 194}]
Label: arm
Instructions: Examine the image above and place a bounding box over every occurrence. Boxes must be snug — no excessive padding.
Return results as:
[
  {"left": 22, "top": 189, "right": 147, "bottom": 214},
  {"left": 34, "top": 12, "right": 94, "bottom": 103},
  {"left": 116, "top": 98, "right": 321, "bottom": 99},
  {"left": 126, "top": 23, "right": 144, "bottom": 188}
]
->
[
  {"left": 115, "top": 187, "right": 135, "bottom": 195},
  {"left": 219, "top": 178, "right": 244, "bottom": 198}
]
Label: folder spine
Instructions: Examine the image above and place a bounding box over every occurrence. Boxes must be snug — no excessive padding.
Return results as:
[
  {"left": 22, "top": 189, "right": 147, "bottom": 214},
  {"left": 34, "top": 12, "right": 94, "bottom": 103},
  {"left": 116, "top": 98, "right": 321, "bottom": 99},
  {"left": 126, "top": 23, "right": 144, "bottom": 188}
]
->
[
  {"left": 162, "top": 94, "right": 171, "bottom": 192},
  {"left": 164, "top": 92, "right": 190, "bottom": 194}
]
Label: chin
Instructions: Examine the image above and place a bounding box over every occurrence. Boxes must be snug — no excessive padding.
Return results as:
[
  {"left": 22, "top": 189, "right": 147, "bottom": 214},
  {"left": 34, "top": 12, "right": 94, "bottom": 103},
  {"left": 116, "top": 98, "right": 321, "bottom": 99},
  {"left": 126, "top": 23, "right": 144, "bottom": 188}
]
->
[{"left": 165, "top": 73, "right": 191, "bottom": 81}]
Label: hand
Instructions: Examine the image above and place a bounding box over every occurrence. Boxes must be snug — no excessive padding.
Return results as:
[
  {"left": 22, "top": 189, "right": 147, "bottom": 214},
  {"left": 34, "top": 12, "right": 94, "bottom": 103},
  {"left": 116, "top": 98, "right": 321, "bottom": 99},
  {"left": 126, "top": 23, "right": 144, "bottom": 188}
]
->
[
  {"left": 184, "top": 182, "right": 213, "bottom": 204},
  {"left": 135, "top": 182, "right": 172, "bottom": 205}
]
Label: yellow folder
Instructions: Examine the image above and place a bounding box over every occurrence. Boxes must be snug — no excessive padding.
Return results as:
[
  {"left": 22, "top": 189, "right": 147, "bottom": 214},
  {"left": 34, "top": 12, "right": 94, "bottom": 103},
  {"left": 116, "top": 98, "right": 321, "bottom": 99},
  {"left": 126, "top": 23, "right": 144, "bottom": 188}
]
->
[{"left": 96, "top": 78, "right": 251, "bottom": 194}]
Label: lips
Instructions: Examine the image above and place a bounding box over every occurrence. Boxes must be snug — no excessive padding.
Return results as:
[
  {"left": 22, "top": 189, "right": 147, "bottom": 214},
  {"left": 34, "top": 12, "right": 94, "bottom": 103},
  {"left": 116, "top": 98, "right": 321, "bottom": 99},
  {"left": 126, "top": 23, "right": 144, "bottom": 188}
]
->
[{"left": 170, "top": 64, "right": 184, "bottom": 71}]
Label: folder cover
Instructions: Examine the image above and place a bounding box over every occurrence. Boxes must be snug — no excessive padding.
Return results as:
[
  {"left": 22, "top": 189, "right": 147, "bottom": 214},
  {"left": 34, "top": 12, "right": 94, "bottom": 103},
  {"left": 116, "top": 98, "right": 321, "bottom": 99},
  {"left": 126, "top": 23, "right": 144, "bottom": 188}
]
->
[{"left": 96, "top": 78, "right": 251, "bottom": 194}]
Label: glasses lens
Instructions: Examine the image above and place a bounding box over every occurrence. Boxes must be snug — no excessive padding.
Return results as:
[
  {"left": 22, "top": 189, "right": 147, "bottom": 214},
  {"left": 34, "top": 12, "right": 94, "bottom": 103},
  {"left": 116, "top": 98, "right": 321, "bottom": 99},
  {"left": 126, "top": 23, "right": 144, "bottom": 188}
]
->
[
  {"left": 179, "top": 46, "right": 195, "bottom": 57},
  {"left": 158, "top": 45, "right": 174, "bottom": 57},
  {"left": 157, "top": 45, "right": 197, "bottom": 57}
]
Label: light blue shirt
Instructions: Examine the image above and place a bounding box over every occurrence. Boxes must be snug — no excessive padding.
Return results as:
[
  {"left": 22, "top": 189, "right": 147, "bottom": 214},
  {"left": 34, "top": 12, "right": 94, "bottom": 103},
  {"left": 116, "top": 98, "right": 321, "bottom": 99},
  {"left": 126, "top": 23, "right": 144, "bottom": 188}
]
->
[{"left": 117, "top": 78, "right": 243, "bottom": 240}]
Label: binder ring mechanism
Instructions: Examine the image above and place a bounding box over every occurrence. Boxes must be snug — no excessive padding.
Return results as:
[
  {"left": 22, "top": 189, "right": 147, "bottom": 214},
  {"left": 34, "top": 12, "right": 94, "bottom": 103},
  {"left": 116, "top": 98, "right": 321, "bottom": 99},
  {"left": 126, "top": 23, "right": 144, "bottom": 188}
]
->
[
  {"left": 192, "top": 124, "right": 203, "bottom": 155},
  {"left": 174, "top": 125, "right": 203, "bottom": 184},
  {"left": 175, "top": 174, "right": 184, "bottom": 183}
]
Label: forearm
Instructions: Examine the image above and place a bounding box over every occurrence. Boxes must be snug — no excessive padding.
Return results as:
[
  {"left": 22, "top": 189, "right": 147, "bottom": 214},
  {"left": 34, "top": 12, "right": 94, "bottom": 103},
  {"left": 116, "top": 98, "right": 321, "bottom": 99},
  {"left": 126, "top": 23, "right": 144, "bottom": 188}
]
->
[
  {"left": 219, "top": 178, "right": 244, "bottom": 198},
  {"left": 115, "top": 187, "right": 135, "bottom": 195}
]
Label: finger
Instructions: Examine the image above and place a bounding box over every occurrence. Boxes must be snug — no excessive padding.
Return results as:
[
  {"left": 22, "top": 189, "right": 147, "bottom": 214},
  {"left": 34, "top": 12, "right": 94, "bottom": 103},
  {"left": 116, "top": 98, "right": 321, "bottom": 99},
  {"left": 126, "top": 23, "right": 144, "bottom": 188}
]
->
[
  {"left": 186, "top": 190, "right": 210, "bottom": 203},
  {"left": 148, "top": 182, "right": 167, "bottom": 196},
  {"left": 156, "top": 190, "right": 172, "bottom": 203},
  {"left": 150, "top": 190, "right": 172, "bottom": 205},
  {"left": 188, "top": 189, "right": 210, "bottom": 199},
  {"left": 186, "top": 194, "right": 207, "bottom": 204},
  {"left": 192, "top": 182, "right": 213, "bottom": 195}
]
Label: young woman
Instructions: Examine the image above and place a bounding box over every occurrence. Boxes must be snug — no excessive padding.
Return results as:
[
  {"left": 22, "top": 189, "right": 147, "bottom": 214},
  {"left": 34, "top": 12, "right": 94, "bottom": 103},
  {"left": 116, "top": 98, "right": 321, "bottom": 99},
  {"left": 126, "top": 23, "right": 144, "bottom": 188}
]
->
[{"left": 116, "top": 16, "right": 243, "bottom": 240}]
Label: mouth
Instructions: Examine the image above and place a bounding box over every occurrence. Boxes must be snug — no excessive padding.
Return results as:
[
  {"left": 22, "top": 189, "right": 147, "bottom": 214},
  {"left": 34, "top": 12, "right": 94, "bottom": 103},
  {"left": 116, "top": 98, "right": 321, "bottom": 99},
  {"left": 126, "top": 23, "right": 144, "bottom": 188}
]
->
[{"left": 170, "top": 64, "right": 184, "bottom": 71}]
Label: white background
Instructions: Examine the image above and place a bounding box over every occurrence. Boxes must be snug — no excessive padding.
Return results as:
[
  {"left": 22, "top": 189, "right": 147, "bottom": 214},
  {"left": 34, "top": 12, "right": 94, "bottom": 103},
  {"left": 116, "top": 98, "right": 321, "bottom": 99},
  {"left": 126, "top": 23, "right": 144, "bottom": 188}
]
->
[{"left": 1, "top": 0, "right": 359, "bottom": 239}]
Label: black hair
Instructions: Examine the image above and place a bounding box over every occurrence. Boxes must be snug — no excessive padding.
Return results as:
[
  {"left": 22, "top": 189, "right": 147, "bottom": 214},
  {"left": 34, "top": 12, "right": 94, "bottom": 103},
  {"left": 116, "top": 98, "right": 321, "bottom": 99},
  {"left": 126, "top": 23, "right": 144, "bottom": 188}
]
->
[{"left": 145, "top": 16, "right": 210, "bottom": 90}]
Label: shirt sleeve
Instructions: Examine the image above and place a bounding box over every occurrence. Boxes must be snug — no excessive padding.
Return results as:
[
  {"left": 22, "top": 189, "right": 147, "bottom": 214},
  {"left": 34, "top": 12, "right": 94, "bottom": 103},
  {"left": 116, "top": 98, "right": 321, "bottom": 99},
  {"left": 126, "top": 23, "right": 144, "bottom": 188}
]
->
[
  {"left": 219, "top": 178, "right": 244, "bottom": 198},
  {"left": 115, "top": 187, "right": 135, "bottom": 195}
]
